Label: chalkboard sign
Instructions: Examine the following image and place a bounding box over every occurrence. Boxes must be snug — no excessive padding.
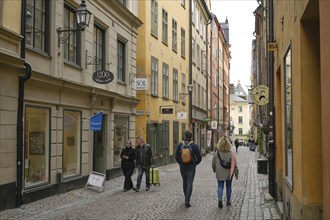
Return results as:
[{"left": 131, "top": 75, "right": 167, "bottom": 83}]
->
[{"left": 85, "top": 171, "right": 105, "bottom": 192}]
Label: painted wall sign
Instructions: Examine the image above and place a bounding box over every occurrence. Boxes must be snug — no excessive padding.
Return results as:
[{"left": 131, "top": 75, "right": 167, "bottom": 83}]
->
[
  {"left": 136, "top": 78, "right": 148, "bottom": 90},
  {"left": 92, "top": 70, "right": 114, "bottom": 84}
]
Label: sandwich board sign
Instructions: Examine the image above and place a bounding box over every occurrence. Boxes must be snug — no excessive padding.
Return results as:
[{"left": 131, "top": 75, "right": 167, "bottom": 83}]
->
[{"left": 85, "top": 171, "right": 105, "bottom": 192}]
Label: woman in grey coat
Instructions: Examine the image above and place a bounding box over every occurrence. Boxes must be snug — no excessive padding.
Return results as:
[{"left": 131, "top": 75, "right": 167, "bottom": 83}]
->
[{"left": 212, "top": 136, "right": 237, "bottom": 209}]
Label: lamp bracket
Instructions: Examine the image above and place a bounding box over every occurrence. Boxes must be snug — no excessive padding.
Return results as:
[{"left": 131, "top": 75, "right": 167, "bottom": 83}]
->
[
  {"left": 57, "top": 27, "right": 82, "bottom": 48},
  {"left": 85, "top": 50, "right": 111, "bottom": 69}
]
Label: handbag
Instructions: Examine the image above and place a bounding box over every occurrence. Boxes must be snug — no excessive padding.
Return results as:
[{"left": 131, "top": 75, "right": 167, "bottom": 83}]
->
[
  {"left": 217, "top": 152, "right": 231, "bottom": 169},
  {"left": 234, "top": 165, "right": 239, "bottom": 179}
]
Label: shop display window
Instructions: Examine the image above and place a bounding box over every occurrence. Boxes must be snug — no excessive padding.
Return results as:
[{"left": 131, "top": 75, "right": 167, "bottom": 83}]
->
[
  {"left": 114, "top": 116, "right": 129, "bottom": 167},
  {"left": 63, "top": 110, "right": 81, "bottom": 178},
  {"left": 24, "top": 106, "right": 50, "bottom": 188}
]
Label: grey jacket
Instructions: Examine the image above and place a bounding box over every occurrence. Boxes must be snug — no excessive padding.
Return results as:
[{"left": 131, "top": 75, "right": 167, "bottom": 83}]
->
[{"left": 212, "top": 151, "right": 234, "bottom": 181}]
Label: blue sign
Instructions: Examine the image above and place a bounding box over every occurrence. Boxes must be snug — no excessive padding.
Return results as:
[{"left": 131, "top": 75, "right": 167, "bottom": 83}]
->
[{"left": 90, "top": 112, "right": 102, "bottom": 131}]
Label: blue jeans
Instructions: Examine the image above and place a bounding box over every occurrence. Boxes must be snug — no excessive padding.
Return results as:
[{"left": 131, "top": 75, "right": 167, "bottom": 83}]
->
[
  {"left": 180, "top": 166, "right": 196, "bottom": 204},
  {"left": 217, "top": 179, "right": 232, "bottom": 202},
  {"left": 136, "top": 165, "right": 150, "bottom": 189}
]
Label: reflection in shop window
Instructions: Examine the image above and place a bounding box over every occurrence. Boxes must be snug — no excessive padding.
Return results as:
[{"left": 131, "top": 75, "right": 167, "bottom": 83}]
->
[
  {"left": 24, "top": 106, "right": 50, "bottom": 188},
  {"left": 63, "top": 110, "right": 81, "bottom": 178},
  {"left": 284, "top": 46, "right": 293, "bottom": 186},
  {"left": 114, "top": 116, "right": 129, "bottom": 167}
]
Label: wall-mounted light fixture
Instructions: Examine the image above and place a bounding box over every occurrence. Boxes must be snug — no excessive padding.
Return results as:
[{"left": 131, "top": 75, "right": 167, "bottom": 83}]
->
[{"left": 57, "top": 0, "right": 91, "bottom": 48}]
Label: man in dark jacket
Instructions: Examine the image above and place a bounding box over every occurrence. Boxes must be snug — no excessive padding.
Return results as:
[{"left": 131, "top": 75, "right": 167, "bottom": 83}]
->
[
  {"left": 175, "top": 130, "right": 202, "bottom": 208},
  {"left": 133, "top": 136, "right": 154, "bottom": 192}
]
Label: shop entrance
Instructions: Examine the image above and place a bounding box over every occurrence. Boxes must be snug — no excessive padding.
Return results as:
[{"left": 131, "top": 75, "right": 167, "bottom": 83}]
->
[{"left": 93, "top": 115, "right": 106, "bottom": 174}]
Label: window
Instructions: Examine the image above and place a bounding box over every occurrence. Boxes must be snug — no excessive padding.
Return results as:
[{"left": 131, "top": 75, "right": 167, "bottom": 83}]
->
[
  {"left": 197, "top": 44, "right": 200, "bottom": 69},
  {"left": 26, "top": 0, "right": 49, "bottom": 52},
  {"left": 162, "top": 9, "right": 168, "bottom": 44},
  {"left": 238, "top": 106, "right": 242, "bottom": 112},
  {"left": 284, "top": 45, "right": 293, "bottom": 186},
  {"left": 63, "top": 110, "right": 81, "bottom": 178},
  {"left": 162, "top": 63, "right": 169, "bottom": 98},
  {"left": 24, "top": 106, "right": 50, "bottom": 188},
  {"left": 192, "top": 80, "right": 196, "bottom": 105},
  {"left": 93, "top": 25, "right": 105, "bottom": 72},
  {"left": 197, "top": 84, "right": 200, "bottom": 107},
  {"left": 173, "top": 68, "right": 178, "bottom": 101},
  {"left": 181, "top": 73, "right": 186, "bottom": 104},
  {"left": 114, "top": 116, "right": 129, "bottom": 166},
  {"left": 151, "top": 0, "right": 158, "bottom": 37},
  {"left": 192, "top": 38, "right": 196, "bottom": 63},
  {"left": 238, "top": 116, "right": 243, "bottom": 124},
  {"left": 117, "top": 40, "right": 126, "bottom": 82},
  {"left": 63, "top": 4, "right": 81, "bottom": 65},
  {"left": 151, "top": 56, "right": 159, "bottom": 95},
  {"left": 239, "top": 128, "right": 243, "bottom": 135},
  {"left": 181, "top": 28, "right": 185, "bottom": 58},
  {"left": 172, "top": 19, "right": 177, "bottom": 51}
]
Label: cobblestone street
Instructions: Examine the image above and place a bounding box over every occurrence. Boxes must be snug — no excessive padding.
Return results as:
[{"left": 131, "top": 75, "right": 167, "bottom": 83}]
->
[{"left": 0, "top": 147, "right": 281, "bottom": 220}]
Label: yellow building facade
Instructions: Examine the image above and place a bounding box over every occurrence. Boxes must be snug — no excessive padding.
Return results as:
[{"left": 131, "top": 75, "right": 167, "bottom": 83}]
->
[
  {"left": 136, "top": 0, "right": 190, "bottom": 164},
  {"left": 272, "top": 0, "right": 329, "bottom": 219}
]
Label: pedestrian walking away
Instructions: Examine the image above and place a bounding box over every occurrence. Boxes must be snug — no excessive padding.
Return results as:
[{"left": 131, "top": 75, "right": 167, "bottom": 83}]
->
[
  {"left": 133, "top": 136, "right": 154, "bottom": 192},
  {"left": 212, "top": 136, "right": 237, "bottom": 209},
  {"left": 175, "top": 130, "right": 202, "bottom": 208},
  {"left": 120, "top": 140, "right": 135, "bottom": 192},
  {"left": 234, "top": 138, "right": 239, "bottom": 153}
]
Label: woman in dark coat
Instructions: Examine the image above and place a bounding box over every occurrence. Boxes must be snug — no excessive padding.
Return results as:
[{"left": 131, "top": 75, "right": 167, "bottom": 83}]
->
[{"left": 120, "top": 140, "right": 135, "bottom": 191}]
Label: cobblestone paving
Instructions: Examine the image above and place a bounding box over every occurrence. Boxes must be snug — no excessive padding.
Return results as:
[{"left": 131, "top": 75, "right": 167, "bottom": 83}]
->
[{"left": 0, "top": 147, "right": 280, "bottom": 220}]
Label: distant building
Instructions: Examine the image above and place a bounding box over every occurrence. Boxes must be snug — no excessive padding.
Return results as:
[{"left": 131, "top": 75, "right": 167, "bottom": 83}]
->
[{"left": 230, "top": 81, "right": 250, "bottom": 141}]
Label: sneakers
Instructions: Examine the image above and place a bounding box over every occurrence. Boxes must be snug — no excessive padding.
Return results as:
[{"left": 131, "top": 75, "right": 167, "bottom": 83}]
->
[
  {"left": 226, "top": 201, "right": 231, "bottom": 206},
  {"left": 132, "top": 187, "right": 139, "bottom": 192},
  {"left": 185, "top": 203, "right": 191, "bottom": 208},
  {"left": 218, "top": 200, "right": 223, "bottom": 209}
]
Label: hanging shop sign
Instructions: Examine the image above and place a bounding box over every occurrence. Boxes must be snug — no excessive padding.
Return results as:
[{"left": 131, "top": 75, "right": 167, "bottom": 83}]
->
[
  {"left": 92, "top": 70, "right": 114, "bottom": 84},
  {"left": 90, "top": 112, "right": 102, "bottom": 131}
]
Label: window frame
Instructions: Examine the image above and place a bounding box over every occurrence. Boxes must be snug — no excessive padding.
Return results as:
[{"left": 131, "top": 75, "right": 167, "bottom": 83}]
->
[
  {"left": 172, "top": 19, "right": 177, "bottom": 52},
  {"left": 63, "top": 4, "right": 81, "bottom": 66},
  {"left": 117, "top": 39, "right": 126, "bottom": 83},
  {"left": 62, "top": 109, "right": 82, "bottom": 179},
  {"left": 173, "top": 68, "right": 178, "bottom": 102},
  {"left": 26, "top": 0, "right": 50, "bottom": 53},
  {"left": 162, "top": 62, "right": 169, "bottom": 99},
  {"left": 151, "top": 56, "right": 159, "bottom": 96},
  {"left": 151, "top": 0, "right": 158, "bottom": 37},
  {"left": 284, "top": 44, "right": 293, "bottom": 189},
  {"left": 162, "top": 8, "right": 168, "bottom": 45},
  {"left": 93, "top": 24, "right": 106, "bottom": 72}
]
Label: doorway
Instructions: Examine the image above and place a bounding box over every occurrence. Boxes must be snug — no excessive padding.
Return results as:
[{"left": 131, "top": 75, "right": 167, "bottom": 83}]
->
[{"left": 93, "top": 115, "right": 107, "bottom": 174}]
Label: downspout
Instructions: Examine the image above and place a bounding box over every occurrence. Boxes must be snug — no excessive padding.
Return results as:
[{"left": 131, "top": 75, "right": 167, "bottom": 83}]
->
[
  {"left": 189, "top": 0, "right": 193, "bottom": 134},
  {"left": 17, "top": 0, "right": 32, "bottom": 207},
  {"left": 268, "top": 0, "right": 276, "bottom": 199}
]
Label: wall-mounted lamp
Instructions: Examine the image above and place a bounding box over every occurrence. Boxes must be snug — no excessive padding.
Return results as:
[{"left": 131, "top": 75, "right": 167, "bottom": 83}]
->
[{"left": 57, "top": 0, "right": 91, "bottom": 48}]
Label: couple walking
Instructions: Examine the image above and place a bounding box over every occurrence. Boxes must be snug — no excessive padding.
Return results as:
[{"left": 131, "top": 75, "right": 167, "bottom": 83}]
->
[
  {"left": 175, "top": 131, "right": 237, "bottom": 209},
  {"left": 120, "top": 136, "right": 154, "bottom": 192}
]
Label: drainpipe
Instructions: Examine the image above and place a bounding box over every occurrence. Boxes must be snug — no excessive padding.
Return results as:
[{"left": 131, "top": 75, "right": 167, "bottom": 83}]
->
[
  {"left": 189, "top": 0, "right": 193, "bottom": 135},
  {"left": 267, "top": 0, "right": 276, "bottom": 199},
  {"left": 17, "top": 0, "right": 32, "bottom": 207}
]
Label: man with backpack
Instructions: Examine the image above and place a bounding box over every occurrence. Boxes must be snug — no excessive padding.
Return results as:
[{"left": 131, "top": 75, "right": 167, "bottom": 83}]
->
[{"left": 175, "top": 130, "right": 202, "bottom": 208}]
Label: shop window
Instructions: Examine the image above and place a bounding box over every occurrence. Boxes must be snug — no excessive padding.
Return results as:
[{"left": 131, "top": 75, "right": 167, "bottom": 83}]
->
[
  {"left": 24, "top": 106, "right": 50, "bottom": 188},
  {"left": 284, "top": 45, "right": 293, "bottom": 186},
  {"left": 114, "top": 116, "right": 129, "bottom": 167},
  {"left": 63, "top": 110, "right": 81, "bottom": 178}
]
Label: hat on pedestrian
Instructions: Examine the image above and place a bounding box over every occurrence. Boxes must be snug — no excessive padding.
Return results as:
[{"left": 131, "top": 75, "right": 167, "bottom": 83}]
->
[{"left": 184, "top": 130, "right": 192, "bottom": 140}]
